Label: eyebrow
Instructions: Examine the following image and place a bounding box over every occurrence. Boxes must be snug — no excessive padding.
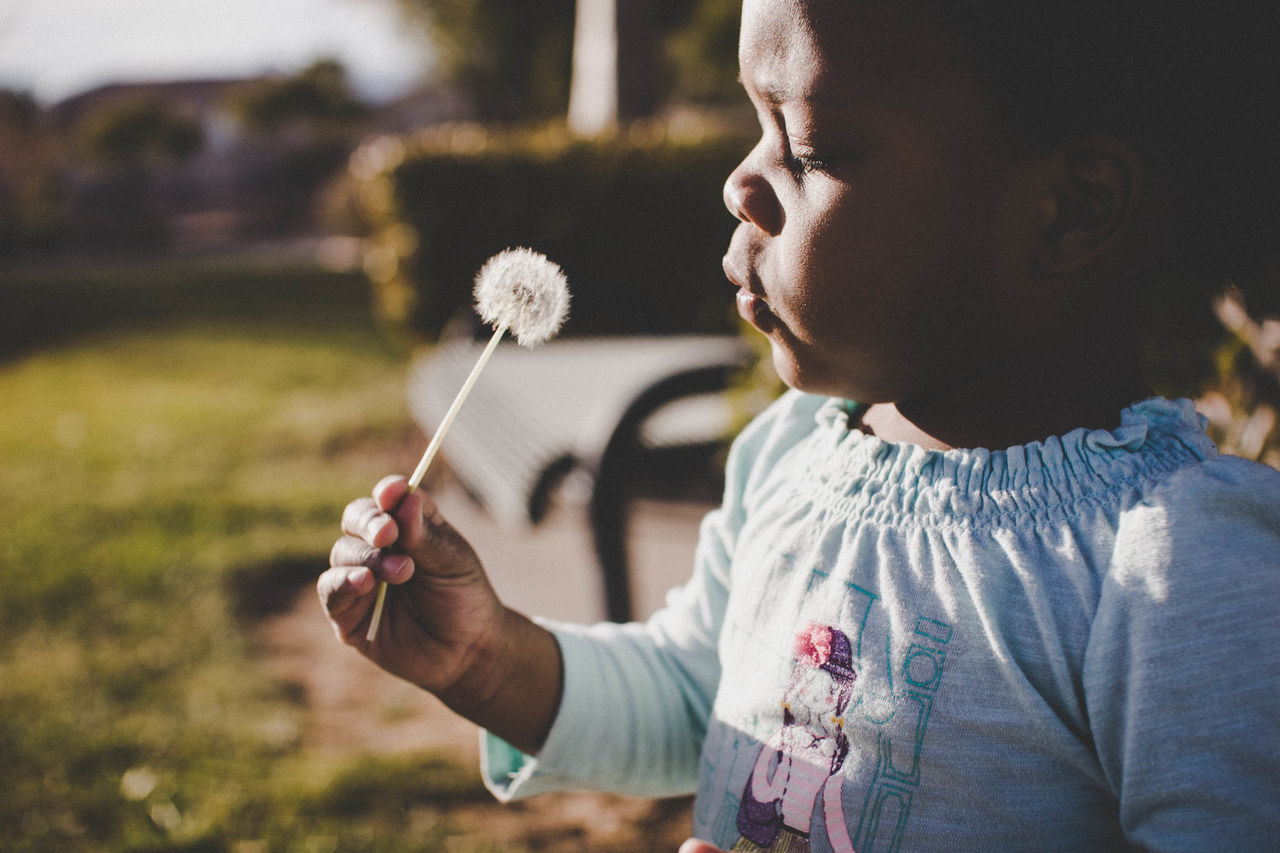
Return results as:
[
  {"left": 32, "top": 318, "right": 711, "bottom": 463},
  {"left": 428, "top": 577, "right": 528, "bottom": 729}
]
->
[
  {"left": 739, "top": 72, "right": 856, "bottom": 111},
  {"left": 757, "top": 84, "right": 796, "bottom": 106},
  {"left": 761, "top": 85, "right": 859, "bottom": 114}
]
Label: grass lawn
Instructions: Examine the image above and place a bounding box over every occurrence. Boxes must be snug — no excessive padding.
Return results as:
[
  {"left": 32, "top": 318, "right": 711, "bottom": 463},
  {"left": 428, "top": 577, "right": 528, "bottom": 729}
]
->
[{"left": 0, "top": 251, "right": 513, "bottom": 852}]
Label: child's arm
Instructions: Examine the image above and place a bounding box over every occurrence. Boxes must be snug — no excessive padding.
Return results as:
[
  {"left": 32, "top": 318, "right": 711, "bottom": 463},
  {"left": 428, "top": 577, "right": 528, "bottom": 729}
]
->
[{"left": 317, "top": 475, "right": 562, "bottom": 756}]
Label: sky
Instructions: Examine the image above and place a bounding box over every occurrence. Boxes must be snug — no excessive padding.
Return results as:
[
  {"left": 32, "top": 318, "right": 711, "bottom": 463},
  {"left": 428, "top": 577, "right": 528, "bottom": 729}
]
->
[{"left": 0, "top": 0, "right": 436, "bottom": 105}]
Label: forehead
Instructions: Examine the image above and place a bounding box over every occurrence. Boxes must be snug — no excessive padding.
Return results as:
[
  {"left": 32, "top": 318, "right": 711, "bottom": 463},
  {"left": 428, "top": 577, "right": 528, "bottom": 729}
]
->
[{"left": 739, "top": 0, "right": 958, "bottom": 103}]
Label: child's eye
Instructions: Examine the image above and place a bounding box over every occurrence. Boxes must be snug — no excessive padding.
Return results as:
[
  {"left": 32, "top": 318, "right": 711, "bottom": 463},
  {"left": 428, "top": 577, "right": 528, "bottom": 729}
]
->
[
  {"left": 785, "top": 150, "right": 836, "bottom": 176},
  {"left": 783, "top": 141, "right": 846, "bottom": 177}
]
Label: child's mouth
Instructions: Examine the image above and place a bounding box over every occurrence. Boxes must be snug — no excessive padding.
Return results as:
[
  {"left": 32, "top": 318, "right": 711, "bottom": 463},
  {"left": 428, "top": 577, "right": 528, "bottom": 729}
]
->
[{"left": 736, "top": 287, "right": 779, "bottom": 334}]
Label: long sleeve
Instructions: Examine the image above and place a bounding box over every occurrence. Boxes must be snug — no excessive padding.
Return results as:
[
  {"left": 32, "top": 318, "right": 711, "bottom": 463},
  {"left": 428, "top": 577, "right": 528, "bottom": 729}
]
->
[
  {"left": 481, "top": 511, "right": 731, "bottom": 799},
  {"left": 481, "top": 391, "right": 825, "bottom": 800}
]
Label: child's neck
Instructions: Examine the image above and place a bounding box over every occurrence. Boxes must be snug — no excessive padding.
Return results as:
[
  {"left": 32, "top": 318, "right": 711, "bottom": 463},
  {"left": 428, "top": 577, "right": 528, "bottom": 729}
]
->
[{"left": 861, "top": 333, "right": 1152, "bottom": 451}]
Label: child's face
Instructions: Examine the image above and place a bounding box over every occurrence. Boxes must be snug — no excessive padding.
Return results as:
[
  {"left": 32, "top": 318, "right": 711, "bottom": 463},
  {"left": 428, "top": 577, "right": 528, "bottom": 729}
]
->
[{"left": 723, "top": 0, "right": 1034, "bottom": 403}]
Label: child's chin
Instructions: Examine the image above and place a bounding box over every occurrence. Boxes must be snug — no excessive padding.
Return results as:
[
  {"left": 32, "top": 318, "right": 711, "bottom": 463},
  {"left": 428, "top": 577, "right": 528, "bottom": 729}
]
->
[{"left": 767, "top": 346, "right": 805, "bottom": 391}]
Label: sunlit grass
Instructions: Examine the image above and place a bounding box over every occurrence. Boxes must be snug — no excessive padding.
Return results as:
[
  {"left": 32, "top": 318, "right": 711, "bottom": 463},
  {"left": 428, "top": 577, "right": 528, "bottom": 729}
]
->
[
  {"left": 1, "top": 321, "right": 406, "bottom": 622},
  {"left": 0, "top": 258, "right": 519, "bottom": 851},
  {"left": 0, "top": 254, "right": 703, "bottom": 852}
]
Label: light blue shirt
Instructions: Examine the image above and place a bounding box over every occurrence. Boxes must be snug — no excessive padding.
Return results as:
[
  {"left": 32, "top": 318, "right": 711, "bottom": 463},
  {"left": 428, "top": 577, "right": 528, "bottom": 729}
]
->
[{"left": 483, "top": 392, "right": 1280, "bottom": 851}]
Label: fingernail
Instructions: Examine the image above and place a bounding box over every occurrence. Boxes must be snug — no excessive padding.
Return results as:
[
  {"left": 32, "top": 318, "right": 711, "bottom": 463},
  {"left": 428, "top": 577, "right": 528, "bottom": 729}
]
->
[{"left": 387, "top": 555, "right": 412, "bottom": 580}]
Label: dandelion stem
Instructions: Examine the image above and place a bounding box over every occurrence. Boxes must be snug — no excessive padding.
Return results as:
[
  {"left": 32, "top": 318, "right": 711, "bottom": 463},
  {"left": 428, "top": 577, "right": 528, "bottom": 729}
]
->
[{"left": 366, "top": 323, "right": 509, "bottom": 642}]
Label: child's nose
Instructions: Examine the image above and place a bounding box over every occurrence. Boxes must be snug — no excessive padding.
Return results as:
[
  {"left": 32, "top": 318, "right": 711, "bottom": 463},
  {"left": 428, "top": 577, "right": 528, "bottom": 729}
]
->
[{"left": 724, "top": 149, "right": 783, "bottom": 236}]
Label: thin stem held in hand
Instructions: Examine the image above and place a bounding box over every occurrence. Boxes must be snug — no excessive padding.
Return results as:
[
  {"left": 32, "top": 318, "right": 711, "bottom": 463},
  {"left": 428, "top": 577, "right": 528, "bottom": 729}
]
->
[{"left": 365, "top": 323, "right": 509, "bottom": 642}]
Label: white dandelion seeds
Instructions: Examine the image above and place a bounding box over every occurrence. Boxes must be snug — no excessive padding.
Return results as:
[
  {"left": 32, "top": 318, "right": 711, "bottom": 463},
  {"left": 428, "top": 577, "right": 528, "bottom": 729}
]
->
[
  {"left": 367, "top": 248, "right": 570, "bottom": 641},
  {"left": 474, "top": 247, "right": 570, "bottom": 346}
]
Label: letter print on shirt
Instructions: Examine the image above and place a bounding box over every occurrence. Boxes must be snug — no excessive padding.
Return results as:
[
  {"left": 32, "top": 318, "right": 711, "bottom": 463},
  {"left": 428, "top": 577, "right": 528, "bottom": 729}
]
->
[{"left": 727, "top": 577, "right": 953, "bottom": 853}]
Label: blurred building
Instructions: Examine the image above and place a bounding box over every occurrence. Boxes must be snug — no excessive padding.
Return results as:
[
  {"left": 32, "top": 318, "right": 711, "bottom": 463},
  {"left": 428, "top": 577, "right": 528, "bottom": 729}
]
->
[{"left": 13, "top": 72, "right": 468, "bottom": 254}]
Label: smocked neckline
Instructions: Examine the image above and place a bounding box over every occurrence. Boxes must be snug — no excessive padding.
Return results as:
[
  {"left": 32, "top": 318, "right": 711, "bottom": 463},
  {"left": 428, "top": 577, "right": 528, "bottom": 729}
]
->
[{"left": 805, "top": 396, "right": 1217, "bottom": 526}]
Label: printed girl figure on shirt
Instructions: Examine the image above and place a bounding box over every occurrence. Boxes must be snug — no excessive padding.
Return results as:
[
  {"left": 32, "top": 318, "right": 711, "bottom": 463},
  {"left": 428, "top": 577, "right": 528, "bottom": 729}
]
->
[{"left": 734, "top": 624, "right": 857, "bottom": 853}]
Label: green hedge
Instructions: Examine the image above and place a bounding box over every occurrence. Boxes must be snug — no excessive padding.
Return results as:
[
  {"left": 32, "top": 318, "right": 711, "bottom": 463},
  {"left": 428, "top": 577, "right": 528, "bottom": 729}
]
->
[{"left": 351, "top": 124, "right": 751, "bottom": 340}]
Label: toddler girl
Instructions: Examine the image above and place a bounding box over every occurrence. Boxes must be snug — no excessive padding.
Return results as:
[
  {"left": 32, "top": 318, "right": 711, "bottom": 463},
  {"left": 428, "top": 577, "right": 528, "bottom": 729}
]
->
[{"left": 320, "top": 1, "right": 1280, "bottom": 849}]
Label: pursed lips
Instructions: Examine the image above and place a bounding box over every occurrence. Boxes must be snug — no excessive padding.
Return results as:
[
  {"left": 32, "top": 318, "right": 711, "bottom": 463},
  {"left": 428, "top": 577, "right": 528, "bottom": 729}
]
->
[{"left": 723, "top": 253, "right": 779, "bottom": 334}]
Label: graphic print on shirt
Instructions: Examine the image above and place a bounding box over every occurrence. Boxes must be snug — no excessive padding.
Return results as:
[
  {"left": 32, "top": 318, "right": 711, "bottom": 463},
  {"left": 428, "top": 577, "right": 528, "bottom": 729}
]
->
[
  {"left": 724, "top": 579, "right": 953, "bottom": 853},
  {"left": 732, "top": 622, "right": 859, "bottom": 852}
]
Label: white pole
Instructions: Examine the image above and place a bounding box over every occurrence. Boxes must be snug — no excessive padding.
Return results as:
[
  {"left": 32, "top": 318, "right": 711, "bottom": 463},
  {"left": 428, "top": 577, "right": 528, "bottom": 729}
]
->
[{"left": 567, "top": 0, "right": 618, "bottom": 135}]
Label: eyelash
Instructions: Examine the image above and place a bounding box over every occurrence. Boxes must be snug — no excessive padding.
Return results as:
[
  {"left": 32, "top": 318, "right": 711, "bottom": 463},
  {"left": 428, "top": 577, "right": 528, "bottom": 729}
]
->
[
  {"left": 753, "top": 106, "right": 844, "bottom": 178},
  {"left": 784, "top": 149, "right": 835, "bottom": 176}
]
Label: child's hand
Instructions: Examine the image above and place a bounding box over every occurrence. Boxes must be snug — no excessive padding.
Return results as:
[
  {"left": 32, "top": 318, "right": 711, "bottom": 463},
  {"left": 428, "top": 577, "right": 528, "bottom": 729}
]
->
[
  {"left": 318, "top": 475, "right": 503, "bottom": 696},
  {"left": 318, "top": 475, "right": 563, "bottom": 755}
]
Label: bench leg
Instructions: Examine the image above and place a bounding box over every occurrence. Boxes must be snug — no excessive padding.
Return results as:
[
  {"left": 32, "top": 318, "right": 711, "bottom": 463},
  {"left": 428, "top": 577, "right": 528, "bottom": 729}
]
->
[
  {"left": 587, "top": 363, "right": 744, "bottom": 623},
  {"left": 589, "top": 469, "right": 634, "bottom": 623}
]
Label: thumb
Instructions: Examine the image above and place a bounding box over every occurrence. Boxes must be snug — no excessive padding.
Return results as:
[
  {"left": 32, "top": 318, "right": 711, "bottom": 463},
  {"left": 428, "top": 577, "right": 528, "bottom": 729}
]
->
[{"left": 679, "top": 840, "right": 726, "bottom": 853}]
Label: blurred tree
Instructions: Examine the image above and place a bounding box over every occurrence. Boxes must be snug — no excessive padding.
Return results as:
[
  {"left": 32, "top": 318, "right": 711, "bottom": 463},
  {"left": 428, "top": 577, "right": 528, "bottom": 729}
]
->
[
  {"left": 392, "top": 0, "right": 576, "bottom": 121},
  {"left": 385, "top": 0, "right": 740, "bottom": 125},
  {"left": 0, "top": 89, "right": 38, "bottom": 135},
  {"left": 663, "top": 0, "right": 740, "bottom": 106},
  {"left": 0, "top": 89, "right": 62, "bottom": 253},
  {"left": 226, "top": 61, "right": 372, "bottom": 235},
  {"left": 228, "top": 59, "right": 369, "bottom": 131},
  {"left": 66, "top": 96, "right": 201, "bottom": 247},
  {"left": 76, "top": 97, "right": 203, "bottom": 167}
]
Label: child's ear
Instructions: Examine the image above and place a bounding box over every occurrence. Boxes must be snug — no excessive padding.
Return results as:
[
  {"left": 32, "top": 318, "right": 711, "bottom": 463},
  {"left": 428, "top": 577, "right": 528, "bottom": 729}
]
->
[{"left": 1036, "top": 136, "right": 1144, "bottom": 275}]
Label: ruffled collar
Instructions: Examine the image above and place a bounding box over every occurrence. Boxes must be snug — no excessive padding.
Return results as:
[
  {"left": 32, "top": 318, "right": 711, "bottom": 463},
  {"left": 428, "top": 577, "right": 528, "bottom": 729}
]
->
[{"left": 805, "top": 397, "right": 1216, "bottom": 526}]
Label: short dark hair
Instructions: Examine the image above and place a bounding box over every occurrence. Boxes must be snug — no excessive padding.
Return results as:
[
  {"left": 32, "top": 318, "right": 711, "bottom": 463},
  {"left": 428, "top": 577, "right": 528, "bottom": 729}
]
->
[{"left": 923, "top": 1, "right": 1280, "bottom": 309}]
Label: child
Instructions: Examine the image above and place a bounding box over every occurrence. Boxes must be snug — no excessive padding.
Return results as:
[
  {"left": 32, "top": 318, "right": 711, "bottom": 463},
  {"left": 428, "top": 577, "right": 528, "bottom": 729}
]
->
[{"left": 319, "top": 1, "right": 1280, "bottom": 849}]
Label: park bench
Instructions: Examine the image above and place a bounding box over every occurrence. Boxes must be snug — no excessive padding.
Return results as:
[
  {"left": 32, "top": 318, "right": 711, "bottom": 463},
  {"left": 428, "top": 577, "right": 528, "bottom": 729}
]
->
[{"left": 406, "top": 334, "right": 755, "bottom": 622}]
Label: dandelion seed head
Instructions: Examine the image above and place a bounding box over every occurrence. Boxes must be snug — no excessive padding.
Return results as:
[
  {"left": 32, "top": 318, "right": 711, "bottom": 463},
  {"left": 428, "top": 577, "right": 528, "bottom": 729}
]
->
[{"left": 473, "top": 247, "right": 570, "bottom": 346}]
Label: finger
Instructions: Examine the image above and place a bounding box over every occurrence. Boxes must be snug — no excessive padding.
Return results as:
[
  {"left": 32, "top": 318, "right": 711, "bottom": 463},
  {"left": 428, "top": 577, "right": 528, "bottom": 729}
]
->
[
  {"left": 374, "top": 477, "right": 431, "bottom": 550},
  {"left": 391, "top": 488, "right": 426, "bottom": 537},
  {"left": 341, "top": 496, "right": 397, "bottom": 548},
  {"left": 316, "top": 565, "right": 375, "bottom": 639},
  {"left": 378, "top": 553, "right": 414, "bottom": 584},
  {"left": 401, "top": 502, "right": 480, "bottom": 581},
  {"left": 385, "top": 488, "right": 430, "bottom": 553},
  {"left": 328, "top": 536, "right": 414, "bottom": 583},
  {"left": 373, "top": 475, "right": 410, "bottom": 511},
  {"left": 330, "top": 533, "right": 378, "bottom": 569},
  {"left": 318, "top": 564, "right": 375, "bottom": 608}
]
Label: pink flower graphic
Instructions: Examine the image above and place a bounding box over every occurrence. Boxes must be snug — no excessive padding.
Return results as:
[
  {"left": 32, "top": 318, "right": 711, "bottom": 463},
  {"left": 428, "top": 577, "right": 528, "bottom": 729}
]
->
[{"left": 794, "top": 622, "right": 833, "bottom": 668}]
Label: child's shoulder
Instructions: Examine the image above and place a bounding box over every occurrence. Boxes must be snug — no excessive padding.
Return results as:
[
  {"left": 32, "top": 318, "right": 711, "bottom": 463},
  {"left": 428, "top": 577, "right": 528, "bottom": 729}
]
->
[
  {"left": 1088, "top": 456, "right": 1280, "bottom": 845},
  {"left": 745, "top": 388, "right": 830, "bottom": 433},
  {"left": 1115, "top": 452, "right": 1280, "bottom": 582},
  {"left": 1135, "top": 452, "right": 1280, "bottom": 530},
  {"left": 732, "top": 389, "right": 829, "bottom": 449},
  {"left": 723, "top": 390, "right": 831, "bottom": 489}
]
